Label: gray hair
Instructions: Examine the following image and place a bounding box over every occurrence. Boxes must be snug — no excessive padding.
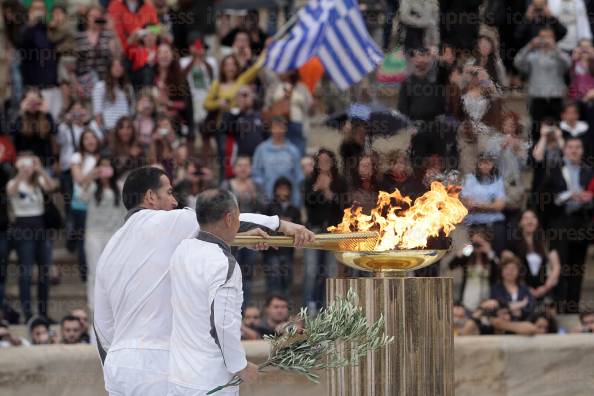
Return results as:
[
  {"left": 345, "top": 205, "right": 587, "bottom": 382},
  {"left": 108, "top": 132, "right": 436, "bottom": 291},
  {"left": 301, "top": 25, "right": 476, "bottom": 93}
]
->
[{"left": 195, "top": 188, "right": 239, "bottom": 225}]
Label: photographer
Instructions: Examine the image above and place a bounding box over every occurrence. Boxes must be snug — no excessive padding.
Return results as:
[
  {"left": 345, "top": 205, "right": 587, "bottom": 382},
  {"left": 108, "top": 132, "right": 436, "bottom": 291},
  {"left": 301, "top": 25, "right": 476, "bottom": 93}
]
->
[
  {"left": 449, "top": 229, "right": 499, "bottom": 312},
  {"left": 532, "top": 120, "right": 565, "bottom": 206},
  {"left": 11, "top": 89, "right": 55, "bottom": 168},
  {"left": 515, "top": 0, "right": 567, "bottom": 49},
  {"left": 515, "top": 26, "right": 571, "bottom": 143},
  {"left": 6, "top": 154, "right": 57, "bottom": 323}
]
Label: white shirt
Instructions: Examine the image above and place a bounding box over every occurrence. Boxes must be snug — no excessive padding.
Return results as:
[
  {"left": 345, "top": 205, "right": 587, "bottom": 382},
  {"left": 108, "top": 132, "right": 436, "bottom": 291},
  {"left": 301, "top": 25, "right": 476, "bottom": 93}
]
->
[
  {"left": 93, "top": 209, "right": 279, "bottom": 355},
  {"left": 168, "top": 232, "right": 245, "bottom": 391},
  {"left": 7, "top": 178, "right": 46, "bottom": 217}
]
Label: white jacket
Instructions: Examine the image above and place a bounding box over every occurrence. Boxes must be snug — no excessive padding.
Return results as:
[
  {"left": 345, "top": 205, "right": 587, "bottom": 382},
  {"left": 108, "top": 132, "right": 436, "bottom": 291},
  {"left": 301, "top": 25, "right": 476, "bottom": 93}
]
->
[
  {"left": 549, "top": 0, "right": 592, "bottom": 51},
  {"left": 94, "top": 208, "right": 279, "bottom": 356},
  {"left": 168, "top": 231, "right": 246, "bottom": 391}
]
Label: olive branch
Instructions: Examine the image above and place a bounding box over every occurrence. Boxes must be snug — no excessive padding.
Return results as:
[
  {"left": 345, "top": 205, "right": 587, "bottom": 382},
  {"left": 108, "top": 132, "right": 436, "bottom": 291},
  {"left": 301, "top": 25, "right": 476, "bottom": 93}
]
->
[{"left": 207, "top": 289, "right": 394, "bottom": 394}]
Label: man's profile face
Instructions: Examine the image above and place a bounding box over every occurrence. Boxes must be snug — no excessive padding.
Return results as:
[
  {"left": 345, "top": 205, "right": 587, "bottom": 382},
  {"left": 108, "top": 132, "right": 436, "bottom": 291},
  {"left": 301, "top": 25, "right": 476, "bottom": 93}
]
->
[
  {"left": 62, "top": 320, "right": 82, "bottom": 344},
  {"left": 267, "top": 298, "right": 289, "bottom": 323},
  {"left": 154, "top": 175, "right": 178, "bottom": 210}
]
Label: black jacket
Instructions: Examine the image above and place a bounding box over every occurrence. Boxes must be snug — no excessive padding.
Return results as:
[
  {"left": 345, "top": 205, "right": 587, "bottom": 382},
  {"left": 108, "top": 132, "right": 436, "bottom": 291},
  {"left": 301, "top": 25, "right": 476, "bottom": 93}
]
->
[
  {"left": 515, "top": 14, "right": 568, "bottom": 48},
  {"left": 397, "top": 64, "right": 451, "bottom": 122},
  {"left": 541, "top": 162, "right": 593, "bottom": 222},
  {"left": 303, "top": 175, "right": 348, "bottom": 229},
  {"left": 19, "top": 22, "right": 58, "bottom": 88},
  {"left": 219, "top": 109, "right": 266, "bottom": 157}
]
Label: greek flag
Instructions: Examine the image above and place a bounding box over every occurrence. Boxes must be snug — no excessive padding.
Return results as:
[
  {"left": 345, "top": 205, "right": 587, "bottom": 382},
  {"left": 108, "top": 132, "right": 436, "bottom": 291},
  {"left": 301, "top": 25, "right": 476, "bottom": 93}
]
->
[{"left": 265, "top": 0, "right": 384, "bottom": 90}]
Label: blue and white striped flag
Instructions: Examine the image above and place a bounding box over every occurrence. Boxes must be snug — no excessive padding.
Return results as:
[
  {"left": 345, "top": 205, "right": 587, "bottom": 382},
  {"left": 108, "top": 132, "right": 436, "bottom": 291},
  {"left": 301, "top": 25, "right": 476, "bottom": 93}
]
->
[{"left": 264, "top": 0, "right": 384, "bottom": 90}]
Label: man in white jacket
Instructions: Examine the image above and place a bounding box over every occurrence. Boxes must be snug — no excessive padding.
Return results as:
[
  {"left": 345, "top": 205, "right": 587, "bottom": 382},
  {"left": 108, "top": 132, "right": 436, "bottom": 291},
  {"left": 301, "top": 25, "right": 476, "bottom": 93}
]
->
[
  {"left": 94, "top": 167, "right": 313, "bottom": 396},
  {"left": 167, "top": 189, "right": 263, "bottom": 395}
]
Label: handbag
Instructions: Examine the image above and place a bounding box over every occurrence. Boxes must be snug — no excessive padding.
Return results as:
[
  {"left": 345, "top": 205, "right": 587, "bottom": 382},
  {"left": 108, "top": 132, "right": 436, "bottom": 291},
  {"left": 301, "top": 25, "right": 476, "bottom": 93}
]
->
[{"left": 43, "top": 193, "right": 64, "bottom": 231}]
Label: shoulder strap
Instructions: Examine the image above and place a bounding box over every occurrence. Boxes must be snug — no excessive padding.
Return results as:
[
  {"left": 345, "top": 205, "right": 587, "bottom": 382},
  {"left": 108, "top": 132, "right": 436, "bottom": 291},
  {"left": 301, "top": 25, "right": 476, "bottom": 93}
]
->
[{"left": 68, "top": 123, "right": 77, "bottom": 152}]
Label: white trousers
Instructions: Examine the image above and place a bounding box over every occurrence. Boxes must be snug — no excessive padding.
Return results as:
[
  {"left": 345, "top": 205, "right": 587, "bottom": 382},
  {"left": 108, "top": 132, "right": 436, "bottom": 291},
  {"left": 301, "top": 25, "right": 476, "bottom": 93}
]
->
[
  {"left": 103, "top": 349, "right": 169, "bottom": 396},
  {"left": 167, "top": 383, "right": 238, "bottom": 396}
]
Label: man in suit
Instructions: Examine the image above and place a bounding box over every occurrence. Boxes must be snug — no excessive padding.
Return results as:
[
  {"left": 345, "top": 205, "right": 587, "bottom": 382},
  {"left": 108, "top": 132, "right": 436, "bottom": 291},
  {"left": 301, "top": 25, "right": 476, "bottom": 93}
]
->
[{"left": 543, "top": 137, "right": 593, "bottom": 313}]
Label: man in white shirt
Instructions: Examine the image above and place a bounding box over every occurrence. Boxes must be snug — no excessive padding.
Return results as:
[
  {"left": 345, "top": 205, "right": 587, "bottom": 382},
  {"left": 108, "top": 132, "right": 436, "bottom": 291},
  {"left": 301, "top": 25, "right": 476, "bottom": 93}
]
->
[
  {"left": 94, "top": 167, "right": 313, "bottom": 396},
  {"left": 167, "top": 189, "right": 263, "bottom": 395}
]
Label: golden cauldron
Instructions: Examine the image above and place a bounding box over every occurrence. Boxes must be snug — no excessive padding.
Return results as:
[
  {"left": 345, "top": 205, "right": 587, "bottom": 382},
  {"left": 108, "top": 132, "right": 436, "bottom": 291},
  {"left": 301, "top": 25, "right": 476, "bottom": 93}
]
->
[{"left": 231, "top": 232, "right": 447, "bottom": 274}]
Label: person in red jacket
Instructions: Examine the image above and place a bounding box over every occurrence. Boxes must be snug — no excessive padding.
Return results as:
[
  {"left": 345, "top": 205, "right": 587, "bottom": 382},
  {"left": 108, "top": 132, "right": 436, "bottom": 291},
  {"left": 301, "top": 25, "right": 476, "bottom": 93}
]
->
[{"left": 107, "top": 0, "right": 159, "bottom": 52}]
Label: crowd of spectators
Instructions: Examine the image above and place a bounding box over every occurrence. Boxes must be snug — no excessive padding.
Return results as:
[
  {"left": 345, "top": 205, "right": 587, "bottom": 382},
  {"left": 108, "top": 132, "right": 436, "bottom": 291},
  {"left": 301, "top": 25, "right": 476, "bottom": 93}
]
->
[{"left": 0, "top": 0, "right": 593, "bottom": 346}]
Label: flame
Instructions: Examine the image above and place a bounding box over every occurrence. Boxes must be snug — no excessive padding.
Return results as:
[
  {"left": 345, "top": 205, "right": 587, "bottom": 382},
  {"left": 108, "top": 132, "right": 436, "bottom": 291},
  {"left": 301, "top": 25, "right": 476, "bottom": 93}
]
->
[{"left": 328, "top": 181, "right": 468, "bottom": 251}]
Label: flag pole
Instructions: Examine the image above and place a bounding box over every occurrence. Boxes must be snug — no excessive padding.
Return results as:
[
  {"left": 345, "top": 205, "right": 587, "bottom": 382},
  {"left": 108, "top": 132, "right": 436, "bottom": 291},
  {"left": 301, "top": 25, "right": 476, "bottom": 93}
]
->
[{"left": 271, "top": 11, "right": 299, "bottom": 41}]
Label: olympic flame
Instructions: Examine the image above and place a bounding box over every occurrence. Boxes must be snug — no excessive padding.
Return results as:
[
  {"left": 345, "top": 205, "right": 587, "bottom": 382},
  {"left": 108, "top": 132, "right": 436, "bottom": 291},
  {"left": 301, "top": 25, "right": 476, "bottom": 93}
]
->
[{"left": 328, "top": 182, "right": 468, "bottom": 251}]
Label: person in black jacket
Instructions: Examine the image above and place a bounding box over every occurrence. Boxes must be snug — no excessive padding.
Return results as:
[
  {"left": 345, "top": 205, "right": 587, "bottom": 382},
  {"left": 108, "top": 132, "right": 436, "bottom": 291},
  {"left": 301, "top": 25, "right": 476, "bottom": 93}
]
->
[
  {"left": 218, "top": 86, "right": 266, "bottom": 178},
  {"left": 0, "top": 162, "right": 12, "bottom": 319},
  {"left": 11, "top": 89, "right": 56, "bottom": 168},
  {"left": 303, "top": 149, "right": 347, "bottom": 313},
  {"left": 514, "top": 0, "right": 568, "bottom": 49},
  {"left": 440, "top": 0, "right": 483, "bottom": 56},
  {"left": 263, "top": 177, "right": 301, "bottom": 299},
  {"left": 397, "top": 47, "right": 452, "bottom": 123},
  {"left": 541, "top": 137, "right": 593, "bottom": 313}
]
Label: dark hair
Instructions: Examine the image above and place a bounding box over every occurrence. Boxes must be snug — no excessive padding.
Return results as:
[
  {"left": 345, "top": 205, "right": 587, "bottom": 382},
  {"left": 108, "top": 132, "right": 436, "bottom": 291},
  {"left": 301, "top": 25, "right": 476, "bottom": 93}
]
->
[
  {"left": 122, "top": 166, "right": 168, "bottom": 210},
  {"left": 29, "top": 317, "right": 50, "bottom": 332},
  {"left": 156, "top": 43, "right": 188, "bottom": 100},
  {"left": 475, "top": 155, "right": 499, "bottom": 184},
  {"left": 61, "top": 314, "right": 82, "bottom": 327},
  {"left": 353, "top": 151, "right": 380, "bottom": 190},
  {"left": 565, "top": 135, "right": 584, "bottom": 146},
  {"left": 579, "top": 310, "right": 594, "bottom": 323},
  {"left": 562, "top": 101, "right": 579, "bottom": 114},
  {"left": 515, "top": 209, "right": 547, "bottom": 261},
  {"left": 195, "top": 188, "right": 238, "bottom": 225},
  {"left": 530, "top": 313, "right": 559, "bottom": 333},
  {"left": 312, "top": 148, "right": 340, "bottom": 182},
  {"left": 499, "top": 255, "right": 523, "bottom": 284},
  {"left": 105, "top": 57, "right": 132, "bottom": 105},
  {"left": 78, "top": 129, "right": 101, "bottom": 156},
  {"left": 473, "top": 35, "right": 501, "bottom": 86},
  {"left": 112, "top": 116, "right": 137, "bottom": 151},
  {"left": 265, "top": 294, "right": 289, "bottom": 307},
  {"left": 273, "top": 177, "right": 293, "bottom": 195},
  {"left": 219, "top": 54, "right": 241, "bottom": 83},
  {"left": 95, "top": 156, "right": 121, "bottom": 207}
]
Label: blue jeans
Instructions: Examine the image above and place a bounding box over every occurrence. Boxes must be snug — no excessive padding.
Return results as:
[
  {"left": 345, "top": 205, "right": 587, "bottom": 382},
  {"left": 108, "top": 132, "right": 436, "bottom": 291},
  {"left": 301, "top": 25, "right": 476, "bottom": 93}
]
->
[
  {"left": 12, "top": 217, "right": 51, "bottom": 321},
  {"left": 303, "top": 248, "right": 338, "bottom": 311},
  {"left": 235, "top": 248, "right": 258, "bottom": 309},
  {"left": 71, "top": 209, "right": 88, "bottom": 281},
  {"left": 287, "top": 122, "right": 306, "bottom": 157},
  {"left": 263, "top": 250, "right": 293, "bottom": 299},
  {"left": 0, "top": 232, "right": 10, "bottom": 312}
]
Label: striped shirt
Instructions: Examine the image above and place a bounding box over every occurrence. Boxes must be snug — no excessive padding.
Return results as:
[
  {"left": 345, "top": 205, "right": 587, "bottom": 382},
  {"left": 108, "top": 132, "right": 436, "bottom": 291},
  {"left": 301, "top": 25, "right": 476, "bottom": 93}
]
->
[{"left": 92, "top": 81, "right": 133, "bottom": 130}]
